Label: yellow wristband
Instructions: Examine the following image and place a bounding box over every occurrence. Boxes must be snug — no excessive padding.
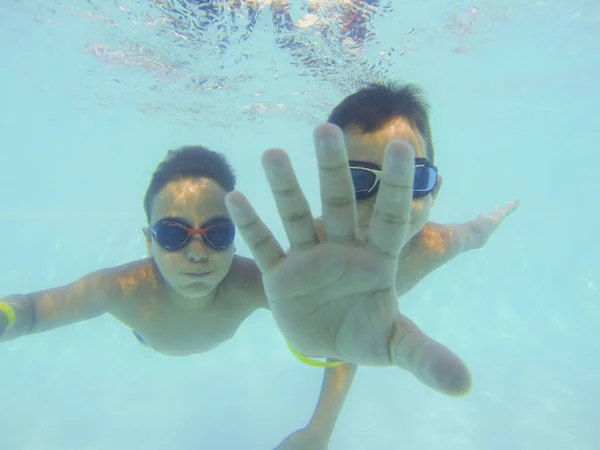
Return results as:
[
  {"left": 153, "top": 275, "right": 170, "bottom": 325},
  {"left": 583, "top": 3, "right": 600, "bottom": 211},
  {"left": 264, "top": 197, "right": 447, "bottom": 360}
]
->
[
  {"left": 286, "top": 342, "right": 345, "bottom": 368},
  {"left": 0, "top": 302, "right": 16, "bottom": 328}
]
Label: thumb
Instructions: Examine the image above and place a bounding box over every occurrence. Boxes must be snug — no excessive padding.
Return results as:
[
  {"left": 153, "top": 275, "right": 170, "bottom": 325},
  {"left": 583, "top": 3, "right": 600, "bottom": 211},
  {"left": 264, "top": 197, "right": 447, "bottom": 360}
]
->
[{"left": 389, "top": 314, "right": 472, "bottom": 396}]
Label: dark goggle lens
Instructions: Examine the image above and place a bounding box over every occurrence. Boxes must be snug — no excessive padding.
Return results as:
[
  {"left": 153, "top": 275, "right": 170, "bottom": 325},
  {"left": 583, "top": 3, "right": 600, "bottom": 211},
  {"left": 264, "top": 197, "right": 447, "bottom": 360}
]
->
[
  {"left": 204, "top": 221, "right": 235, "bottom": 250},
  {"left": 350, "top": 162, "right": 438, "bottom": 200},
  {"left": 350, "top": 168, "right": 377, "bottom": 199},
  {"left": 152, "top": 220, "right": 235, "bottom": 251},
  {"left": 153, "top": 222, "right": 190, "bottom": 250},
  {"left": 413, "top": 165, "right": 438, "bottom": 198}
]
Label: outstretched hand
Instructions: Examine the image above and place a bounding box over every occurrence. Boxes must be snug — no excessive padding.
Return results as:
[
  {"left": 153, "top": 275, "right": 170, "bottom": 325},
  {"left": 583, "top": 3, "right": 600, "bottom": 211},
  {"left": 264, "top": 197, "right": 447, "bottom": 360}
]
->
[
  {"left": 226, "top": 123, "right": 471, "bottom": 396},
  {"left": 471, "top": 201, "right": 520, "bottom": 249}
]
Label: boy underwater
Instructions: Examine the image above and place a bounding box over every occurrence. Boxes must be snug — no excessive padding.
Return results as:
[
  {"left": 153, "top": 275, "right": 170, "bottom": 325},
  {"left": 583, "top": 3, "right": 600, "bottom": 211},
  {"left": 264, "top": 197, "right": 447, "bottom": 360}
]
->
[
  {"left": 226, "top": 81, "right": 518, "bottom": 449},
  {"left": 0, "top": 81, "right": 517, "bottom": 449}
]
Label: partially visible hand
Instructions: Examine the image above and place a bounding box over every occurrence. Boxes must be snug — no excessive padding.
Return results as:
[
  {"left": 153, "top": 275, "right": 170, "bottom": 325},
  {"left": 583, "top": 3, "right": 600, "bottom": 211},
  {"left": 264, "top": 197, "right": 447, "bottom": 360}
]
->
[
  {"left": 274, "top": 427, "right": 328, "bottom": 450},
  {"left": 471, "top": 200, "right": 520, "bottom": 249}
]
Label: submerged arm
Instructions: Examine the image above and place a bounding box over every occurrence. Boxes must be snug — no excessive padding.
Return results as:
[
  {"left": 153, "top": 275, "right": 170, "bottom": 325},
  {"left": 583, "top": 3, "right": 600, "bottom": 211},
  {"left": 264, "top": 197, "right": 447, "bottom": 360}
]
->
[
  {"left": 0, "top": 264, "right": 131, "bottom": 341},
  {"left": 305, "top": 362, "right": 358, "bottom": 440},
  {"left": 396, "top": 201, "right": 519, "bottom": 295},
  {"left": 275, "top": 362, "right": 357, "bottom": 449}
]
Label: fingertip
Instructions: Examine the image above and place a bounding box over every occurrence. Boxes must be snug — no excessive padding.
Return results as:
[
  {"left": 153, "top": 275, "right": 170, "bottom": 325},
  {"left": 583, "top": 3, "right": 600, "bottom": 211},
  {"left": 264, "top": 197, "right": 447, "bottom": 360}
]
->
[
  {"left": 382, "top": 141, "right": 415, "bottom": 181},
  {"left": 437, "top": 359, "right": 473, "bottom": 397},
  {"left": 384, "top": 140, "right": 415, "bottom": 171},
  {"left": 225, "top": 190, "right": 244, "bottom": 203},
  {"left": 449, "top": 369, "right": 473, "bottom": 397},
  {"left": 261, "top": 148, "right": 288, "bottom": 168},
  {"left": 313, "top": 122, "right": 343, "bottom": 139},
  {"left": 313, "top": 123, "right": 345, "bottom": 152},
  {"left": 386, "top": 140, "right": 416, "bottom": 156},
  {"left": 225, "top": 191, "right": 250, "bottom": 222}
]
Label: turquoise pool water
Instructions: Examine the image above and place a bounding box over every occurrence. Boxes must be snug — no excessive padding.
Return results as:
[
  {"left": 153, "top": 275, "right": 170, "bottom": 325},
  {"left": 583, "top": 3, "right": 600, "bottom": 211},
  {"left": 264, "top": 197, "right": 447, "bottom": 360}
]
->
[{"left": 0, "top": 1, "right": 598, "bottom": 449}]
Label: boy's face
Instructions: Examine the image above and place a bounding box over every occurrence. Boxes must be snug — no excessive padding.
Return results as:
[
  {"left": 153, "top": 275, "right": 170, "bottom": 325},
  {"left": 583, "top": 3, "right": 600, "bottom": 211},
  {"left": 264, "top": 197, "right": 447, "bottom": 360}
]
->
[
  {"left": 144, "top": 177, "right": 235, "bottom": 301},
  {"left": 343, "top": 117, "right": 441, "bottom": 241}
]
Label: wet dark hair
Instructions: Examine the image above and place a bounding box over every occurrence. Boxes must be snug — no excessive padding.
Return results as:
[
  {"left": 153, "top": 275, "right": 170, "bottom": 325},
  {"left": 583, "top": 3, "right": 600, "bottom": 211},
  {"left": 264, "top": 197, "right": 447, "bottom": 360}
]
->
[
  {"left": 327, "top": 81, "right": 435, "bottom": 162},
  {"left": 143, "top": 145, "right": 236, "bottom": 223}
]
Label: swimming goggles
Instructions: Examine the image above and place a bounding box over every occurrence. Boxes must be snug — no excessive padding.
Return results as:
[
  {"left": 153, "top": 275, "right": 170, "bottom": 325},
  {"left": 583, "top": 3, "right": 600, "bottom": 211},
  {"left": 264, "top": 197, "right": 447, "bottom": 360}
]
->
[
  {"left": 349, "top": 158, "right": 438, "bottom": 200},
  {"left": 150, "top": 217, "right": 235, "bottom": 251}
]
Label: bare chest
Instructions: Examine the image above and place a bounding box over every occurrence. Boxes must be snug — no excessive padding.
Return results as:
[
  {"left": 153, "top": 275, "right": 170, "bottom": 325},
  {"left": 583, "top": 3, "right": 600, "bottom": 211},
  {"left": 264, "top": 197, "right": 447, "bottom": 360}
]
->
[{"left": 114, "top": 297, "right": 256, "bottom": 356}]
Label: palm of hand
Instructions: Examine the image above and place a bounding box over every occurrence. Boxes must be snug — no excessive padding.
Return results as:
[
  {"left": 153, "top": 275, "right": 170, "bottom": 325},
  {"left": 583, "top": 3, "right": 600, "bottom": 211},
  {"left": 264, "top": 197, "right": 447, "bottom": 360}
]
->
[
  {"left": 263, "top": 238, "right": 398, "bottom": 365},
  {"left": 227, "top": 124, "right": 472, "bottom": 396}
]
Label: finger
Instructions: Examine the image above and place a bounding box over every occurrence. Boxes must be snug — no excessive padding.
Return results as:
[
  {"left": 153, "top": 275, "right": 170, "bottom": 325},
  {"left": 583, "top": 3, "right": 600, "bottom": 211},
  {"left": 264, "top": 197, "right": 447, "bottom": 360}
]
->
[
  {"left": 505, "top": 199, "right": 520, "bottom": 214},
  {"left": 225, "top": 191, "right": 285, "bottom": 273},
  {"left": 366, "top": 140, "right": 415, "bottom": 259},
  {"left": 262, "top": 148, "right": 318, "bottom": 250},
  {"left": 314, "top": 123, "right": 357, "bottom": 244},
  {"left": 488, "top": 200, "right": 520, "bottom": 223},
  {"left": 389, "top": 314, "right": 472, "bottom": 396}
]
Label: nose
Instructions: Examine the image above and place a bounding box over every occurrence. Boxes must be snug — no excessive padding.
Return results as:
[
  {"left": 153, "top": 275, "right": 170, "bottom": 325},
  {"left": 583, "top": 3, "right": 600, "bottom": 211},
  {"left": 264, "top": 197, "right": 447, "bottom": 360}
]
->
[{"left": 185, "top": 236, "right": 209, "bottom": 262}]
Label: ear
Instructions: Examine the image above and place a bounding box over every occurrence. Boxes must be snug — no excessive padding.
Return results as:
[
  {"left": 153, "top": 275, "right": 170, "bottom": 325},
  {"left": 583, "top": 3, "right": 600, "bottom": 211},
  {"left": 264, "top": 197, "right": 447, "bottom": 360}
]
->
[
  {"left": 142, "top": 227, "right": 152, "bottom": 257},
  {"left": 431, "top": 174, "right": 443, "bottom": 206}
]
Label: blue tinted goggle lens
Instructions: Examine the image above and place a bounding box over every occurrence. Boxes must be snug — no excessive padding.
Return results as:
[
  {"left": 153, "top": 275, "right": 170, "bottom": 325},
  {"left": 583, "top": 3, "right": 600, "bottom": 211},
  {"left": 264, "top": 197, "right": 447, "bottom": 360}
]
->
[
  {"left": 151, "top": 219, "right": 235, "bottom": 251},
  {"left": 350, "top": 160, "right": 438, "bottom": 200}
]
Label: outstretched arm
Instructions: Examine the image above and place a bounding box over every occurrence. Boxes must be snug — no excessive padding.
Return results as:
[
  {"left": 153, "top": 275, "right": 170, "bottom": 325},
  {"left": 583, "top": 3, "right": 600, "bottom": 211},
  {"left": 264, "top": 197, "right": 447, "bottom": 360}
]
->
[
  {"left": 396, "top": 201, "right": 519, "bottom": 295},
  {"left": 0, "top": 262, "right": 134, "bottom": 341},
  {"left": 275, "top": 363, "right": 357, "bottom": 449}
]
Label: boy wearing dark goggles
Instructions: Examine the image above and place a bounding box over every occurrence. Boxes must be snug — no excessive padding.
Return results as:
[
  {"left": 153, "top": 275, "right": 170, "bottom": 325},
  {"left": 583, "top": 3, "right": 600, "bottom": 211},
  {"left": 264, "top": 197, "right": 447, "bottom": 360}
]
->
[
  {"left": 0, "top": 82, "right": 517, "bottom": 450},
  {"left": 226, "top": 82, "right": 518, "bottom": 448}
]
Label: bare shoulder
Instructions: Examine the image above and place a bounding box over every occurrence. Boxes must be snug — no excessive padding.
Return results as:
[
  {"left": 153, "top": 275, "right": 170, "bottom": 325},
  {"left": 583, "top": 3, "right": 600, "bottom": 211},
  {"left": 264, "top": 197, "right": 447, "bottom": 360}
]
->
[
  {"left": 89, "top": 258, "right": 164, "bottom": 311},
  {"left": 221, "top": 255, "right": 267, "bottom": 310}
]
